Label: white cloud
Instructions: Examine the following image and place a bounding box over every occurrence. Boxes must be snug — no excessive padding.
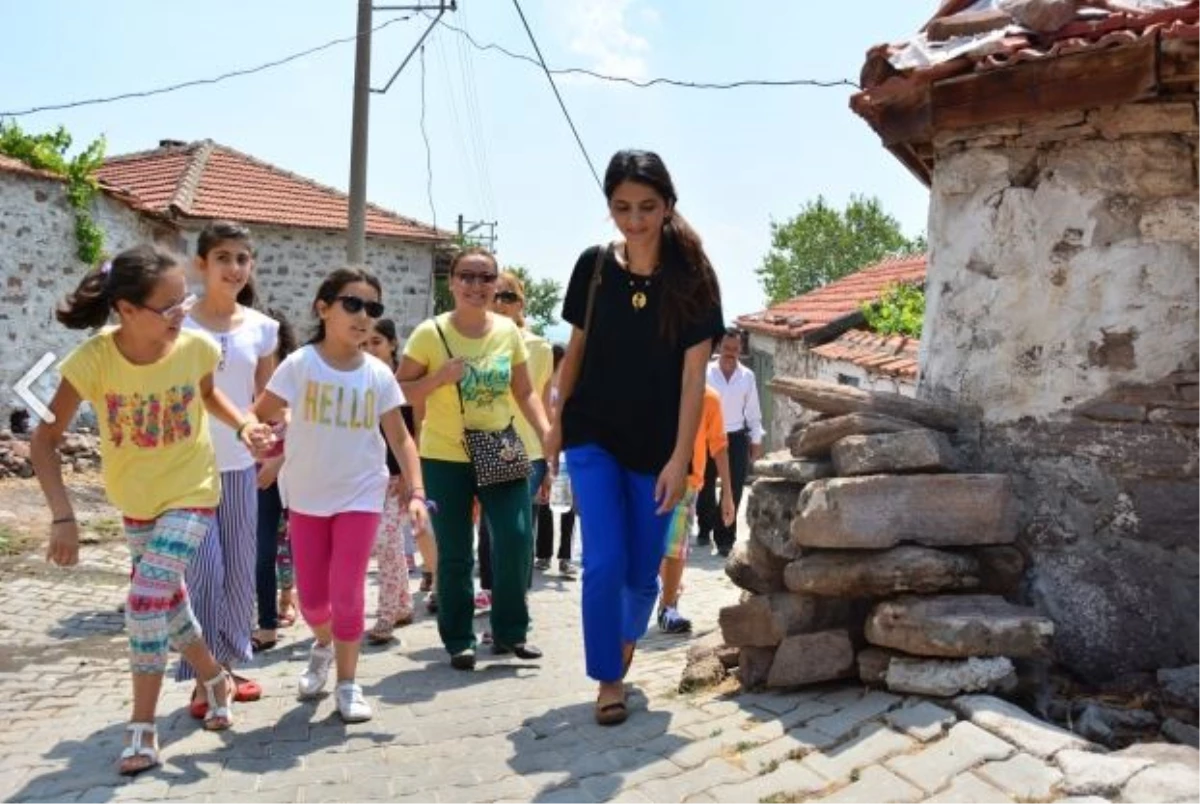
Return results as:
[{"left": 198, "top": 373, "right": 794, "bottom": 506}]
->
[{"left": 555, "top": 0, "right": 652, "bottom": 79}]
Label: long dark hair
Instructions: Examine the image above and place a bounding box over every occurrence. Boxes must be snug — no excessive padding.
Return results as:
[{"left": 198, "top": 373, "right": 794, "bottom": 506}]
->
[
  {"left": 56, "top": 244, "right": 181, "bottom": 330},
  {"left": 265, "top": 307, "right": 297, "bottom": 360},
  {"left": 603, "top": 150, "right": 722, "bottom": 342},
  {"left": 197, "top": 220, "right": 257, "bottom": 307},
  {"left": 373, "top": 317, "right": 400, "bottom": 369},
  {"left": 308, "top": 266, "right": 383, "bottom": 344}
]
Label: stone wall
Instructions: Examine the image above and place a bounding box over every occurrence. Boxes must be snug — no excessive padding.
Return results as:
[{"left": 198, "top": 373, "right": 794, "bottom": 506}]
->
[
  {"left": 751, "top": 333, "right": 917, "bottom": 454},
  {"left": 0, "top": 168, "right": 437, "bottom": 421},
  {"left": 177, "top": 225, "right": 435, "bottom": 343},
  {"left": 921, "top": 100, "right": 1200, "bottom": 683},
  {"left": 0, "top": 169, "right": 154, "bottom": 413}
]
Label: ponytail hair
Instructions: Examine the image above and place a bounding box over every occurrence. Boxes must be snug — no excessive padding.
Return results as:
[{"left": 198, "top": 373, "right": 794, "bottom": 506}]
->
[
  {"left": 603, "top": 149, "right": 721, "bottom": 342},
  {"left": 236, "top": 274, "right": 258, "bottom": 308},
  {"left": 56, "top": 244, "right": 181, "bottom": 330}
]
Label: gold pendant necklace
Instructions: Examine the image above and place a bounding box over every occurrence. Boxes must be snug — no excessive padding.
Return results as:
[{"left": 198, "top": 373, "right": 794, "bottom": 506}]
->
[{"left": 623, "top": 246, "right": 657, "bottom": 312}]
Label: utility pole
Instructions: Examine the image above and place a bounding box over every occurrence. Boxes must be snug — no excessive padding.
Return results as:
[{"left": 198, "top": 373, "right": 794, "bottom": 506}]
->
[
  {"left": 347, "top": 0, "right": 373, "bottom": 263},
  {"left": 346, "top": 1, "right": 456, "bottom": 263},
  {"left": 457, "top": 214, "right": 498, "bottom": 252}
]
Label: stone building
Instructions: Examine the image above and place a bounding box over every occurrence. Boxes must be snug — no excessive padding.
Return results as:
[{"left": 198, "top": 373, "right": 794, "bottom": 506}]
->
[
  {"left": 0, "top": 139, "right": 447, "bottom": 413},
  {"left": 738, "top": 254, "right": 924, "bottom": 450},
  {"left": 851, "top": 0, "right": 1198, "bottom": 682}
]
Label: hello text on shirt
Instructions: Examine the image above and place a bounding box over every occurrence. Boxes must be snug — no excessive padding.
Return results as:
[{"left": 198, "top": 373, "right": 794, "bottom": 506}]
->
[{"left": 301, "top": 381, "right": 379, "bottom": 429}]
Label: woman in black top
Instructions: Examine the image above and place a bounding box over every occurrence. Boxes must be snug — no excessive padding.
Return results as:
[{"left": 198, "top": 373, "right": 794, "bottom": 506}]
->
[{"left": 546, "top": 150, "right": 723, "bottom": 724}]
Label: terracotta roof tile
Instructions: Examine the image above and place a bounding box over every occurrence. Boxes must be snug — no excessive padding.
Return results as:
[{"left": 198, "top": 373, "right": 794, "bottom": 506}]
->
[
  {"left": 809, "top": 328, "right": 919, "bottom": 379},
  {"left": 736, "top": 254, "right": 926, "bottom": 339},
  {"left": 96, "top": 140, "right": 450, "bottom": 242},
  {"left": 858, "top": 1, "right": 1197, "bottom": 89}
]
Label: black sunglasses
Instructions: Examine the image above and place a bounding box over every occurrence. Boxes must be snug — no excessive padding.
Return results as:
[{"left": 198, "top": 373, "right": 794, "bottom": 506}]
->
[
  {"left": 335, "top": 295, "right": 385, "bottom": 318},
  {"left": 494, "top": 291, "right": 522, "bottom": 304}
]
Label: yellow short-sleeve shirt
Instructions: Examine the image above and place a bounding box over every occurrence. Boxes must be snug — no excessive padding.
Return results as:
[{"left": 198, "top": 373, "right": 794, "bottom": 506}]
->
[
  {"left": 58, "top": 329, "right": 221, "bottom": 519},
  {"left": 404, "top": 313, "right": 529, "bottom": 463}
]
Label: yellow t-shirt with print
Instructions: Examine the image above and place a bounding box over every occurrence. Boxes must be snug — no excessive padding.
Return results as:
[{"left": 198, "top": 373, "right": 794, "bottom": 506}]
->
[
  {"left": 58, "top": 329, "right": 221, "bottom": 520},
  {"left": 512, "top": 330, "right": 552, "bottom": 460},
  {"left": 404, "top": 312, "right": 529, "bottom": 463}
]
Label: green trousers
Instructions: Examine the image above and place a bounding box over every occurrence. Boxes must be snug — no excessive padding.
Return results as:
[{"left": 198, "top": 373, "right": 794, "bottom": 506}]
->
[{"left": 423, "top": 458, "right": 534, "bottom": 654}]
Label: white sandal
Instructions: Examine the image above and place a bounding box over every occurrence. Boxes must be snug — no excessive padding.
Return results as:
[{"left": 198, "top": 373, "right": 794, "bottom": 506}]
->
[
  {"left": 118, "top": 722, "right": 159, "bottom": 775},
  {"left": 202, "top": 670, "right": 234, "bottom": 731}
]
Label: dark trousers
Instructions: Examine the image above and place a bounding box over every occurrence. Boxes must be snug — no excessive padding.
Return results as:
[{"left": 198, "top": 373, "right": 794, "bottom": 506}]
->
[
  {"left": 536, "top": 506, "right": 576, "bottom": 560},
  {"left": 424, "top": 459, "right": 533, "bottom": 653},
  {"left": 478, "top": 459, "right": 547, "bottom": 591},
  {"left": 697, "top": 430, "right": 750, "bottom": 551},
  {"left": 255, "top": 482, "right": 285, "bottom": 630}
]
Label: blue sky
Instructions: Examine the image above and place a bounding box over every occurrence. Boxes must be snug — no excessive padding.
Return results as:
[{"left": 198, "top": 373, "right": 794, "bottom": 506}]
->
[{"left": 2, "top": 1, "right": 930, "bottom": 325}]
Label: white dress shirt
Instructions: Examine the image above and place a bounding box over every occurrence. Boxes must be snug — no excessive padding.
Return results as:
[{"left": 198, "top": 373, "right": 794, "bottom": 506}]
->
[{"left": 707, "top": 359, "right": 765, "bottom": 444}]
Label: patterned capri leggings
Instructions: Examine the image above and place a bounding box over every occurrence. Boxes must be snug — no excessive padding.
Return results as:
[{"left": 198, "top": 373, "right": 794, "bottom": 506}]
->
[
  {"left": 177, "top": 467, "right": 257, "bottom": 681},
  {"left": 373, "top": 476, "right": 414, "bottom": 623},
  {"left": 124, "top": 508, "right": 214, "bottom": 675}
]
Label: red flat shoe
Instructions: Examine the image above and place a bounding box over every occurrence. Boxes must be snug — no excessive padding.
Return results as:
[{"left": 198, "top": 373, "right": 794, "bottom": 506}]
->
[
  {"left": 231, "top": 674, "right": 262, "bottom": 702},
  {"left": 189, "top": 696, "right": 208, "bottom": 720}
]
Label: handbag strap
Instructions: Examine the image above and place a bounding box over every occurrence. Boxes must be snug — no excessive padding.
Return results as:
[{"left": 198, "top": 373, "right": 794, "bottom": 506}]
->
[
  {"left": 432, "top": 318, "right": 467, "bottom": 417},
  {"left": 580, "top": 243, "right": 607, "bottom": 351}
]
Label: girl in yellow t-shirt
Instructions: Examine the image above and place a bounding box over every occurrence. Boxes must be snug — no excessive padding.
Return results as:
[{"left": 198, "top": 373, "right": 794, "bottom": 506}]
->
[{"left": 30, "top": 244, "right": 272, "bottom": 776}]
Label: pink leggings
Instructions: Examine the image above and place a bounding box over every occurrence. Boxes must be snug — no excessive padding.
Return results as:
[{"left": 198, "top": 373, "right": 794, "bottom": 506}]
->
[{"left": 289, "top": 510, "right": 381, "bottom": 642}]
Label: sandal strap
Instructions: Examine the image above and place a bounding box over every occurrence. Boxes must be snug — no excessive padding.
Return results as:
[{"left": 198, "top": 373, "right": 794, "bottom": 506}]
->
[
  {"left": 121, "top": 723, "right": 159, "bottom": 760},
  {"left": 202, "top": 671, "right": 234, "bottom": 720}
]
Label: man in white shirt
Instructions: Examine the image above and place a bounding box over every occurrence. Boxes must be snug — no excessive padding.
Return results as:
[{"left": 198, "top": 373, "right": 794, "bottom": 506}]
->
[{"left": 698, "top": 328, "right": 764, "bottom": 556}]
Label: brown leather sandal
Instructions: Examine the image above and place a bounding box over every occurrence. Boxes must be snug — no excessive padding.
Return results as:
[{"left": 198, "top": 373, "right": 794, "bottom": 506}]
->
[{"left": 595, "top": 690, "right": 629, "bottom": 726}]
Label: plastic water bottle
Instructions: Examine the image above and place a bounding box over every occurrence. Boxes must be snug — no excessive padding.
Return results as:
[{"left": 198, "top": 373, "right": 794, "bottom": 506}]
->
[{"left": 549, "top": 455, "right": 573, "bottom": 515}]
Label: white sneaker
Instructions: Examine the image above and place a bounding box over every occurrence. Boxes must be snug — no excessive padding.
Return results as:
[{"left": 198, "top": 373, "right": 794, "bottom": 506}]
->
[
  {"left": 298, "top": 642, "right": 334, "bottom": 699},
  {"left": 336, "top": 681, "right": 372, "bottom": 723}
]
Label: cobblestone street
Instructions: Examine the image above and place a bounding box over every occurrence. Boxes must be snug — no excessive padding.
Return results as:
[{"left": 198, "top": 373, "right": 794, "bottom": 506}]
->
[{"left": 0, "top": 503, "right": 1196, "bottom": 804}]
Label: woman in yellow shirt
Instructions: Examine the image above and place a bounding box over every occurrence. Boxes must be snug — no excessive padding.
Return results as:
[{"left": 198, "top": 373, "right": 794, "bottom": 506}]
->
[
  {"left": 474, "top": 271, "right": 556, "bottom": 617},
  {"left": 30, "top": 244, "right": 271, "bottom": 775},
  {"left": 399, "top": 248, "right": 551, "bottom": 670}
]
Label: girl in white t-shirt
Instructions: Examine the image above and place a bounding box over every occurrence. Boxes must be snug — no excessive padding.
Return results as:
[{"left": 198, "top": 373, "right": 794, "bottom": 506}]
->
[
  {"left": 253, "top": 267, "right": 429, "bottom": 723},
  {"left": 179, "top": 221, "right": 277, "bottom": 715}
]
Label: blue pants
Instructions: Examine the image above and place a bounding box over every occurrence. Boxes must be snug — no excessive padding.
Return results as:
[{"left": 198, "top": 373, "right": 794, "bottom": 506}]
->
[{"left": 567, "top": 443, "right": 671, "bottom": 682}]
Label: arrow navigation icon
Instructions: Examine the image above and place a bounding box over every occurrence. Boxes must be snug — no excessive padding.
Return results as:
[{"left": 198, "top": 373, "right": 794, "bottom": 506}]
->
[{"left": 14, "top": 352, "right": 58, "bottom": 424}]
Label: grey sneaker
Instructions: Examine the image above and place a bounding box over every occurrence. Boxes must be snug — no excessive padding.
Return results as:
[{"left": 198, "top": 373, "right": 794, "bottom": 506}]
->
[
  {"left": 558, "top": 559, "right": 578, "bottom": 578},
  {"left": 335, "top": 681, "right": 372, "bottom": 723},
  {"left": 298, "top": 642, "right": 334, "bottom": 698}
]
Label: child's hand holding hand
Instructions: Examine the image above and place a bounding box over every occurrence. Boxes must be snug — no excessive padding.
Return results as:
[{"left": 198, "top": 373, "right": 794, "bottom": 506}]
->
[{"left": 241, "top": 422, "right": 275, "bottom": 456}]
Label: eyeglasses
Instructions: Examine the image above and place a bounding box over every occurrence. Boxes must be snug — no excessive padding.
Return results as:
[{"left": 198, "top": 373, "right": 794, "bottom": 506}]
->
[
  {"left": 494, "top": 291, "right": 522, "bottom": 304},
  {"left": 456, "top": 272, "right": 498, "bottom": 286},
  {"left": 138, "top": 294, "right": 194, "bottom": 321},
  {"left": 335, "top": 295, "right": 385, "bottom": 318}
]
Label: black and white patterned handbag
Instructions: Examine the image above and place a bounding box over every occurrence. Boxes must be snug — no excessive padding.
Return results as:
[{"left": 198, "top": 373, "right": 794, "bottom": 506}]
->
[{"left": 434, "top": 320, "right": 531, "bottom": 487}]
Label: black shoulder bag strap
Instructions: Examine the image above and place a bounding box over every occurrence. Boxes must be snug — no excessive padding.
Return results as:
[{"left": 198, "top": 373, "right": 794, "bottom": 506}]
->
[
  {"left": 580, "top": 243, "right": 607, "bottom": 351},
  {"left": 432, "top": 318, "right": 467, "bottom": 419}
]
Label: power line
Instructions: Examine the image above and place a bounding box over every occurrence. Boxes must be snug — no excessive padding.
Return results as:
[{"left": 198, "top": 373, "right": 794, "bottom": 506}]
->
[
  {"left": 430, "top": 15, "right": 861, "bottom": 91},
  {"left": 419, "top": 45, "right": 436, "bottom": 230},
  {"left": 0, "top": 16, "right": 413, "bottom": 118},
  {"left": 509, "top": 0, "right": 602, "bottom": 192},
  {"left": 453, "top": 3, "right": 497, "bottom": 220}
]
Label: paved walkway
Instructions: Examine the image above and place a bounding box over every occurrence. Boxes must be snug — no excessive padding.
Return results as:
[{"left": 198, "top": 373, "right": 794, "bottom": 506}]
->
[{"left": 1, "top": 514, "right": 1195, "bottom": 803}]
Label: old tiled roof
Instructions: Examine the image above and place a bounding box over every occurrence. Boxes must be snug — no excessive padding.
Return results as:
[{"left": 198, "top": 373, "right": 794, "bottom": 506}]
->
[
  {"left": 736, "top": 254, "right": 927, "bottom": 340},
  {"left": 861, "top": 1, "right": 1196, "bottom": 85},
  {"left": 852, "top": 1, "right": 1198, "bottom": 184},
  {"left": 96, "top": 140, "right": 449, "bottom": 242},
  {"left": 811, "top": 328, "right": 919, "bottom": 379}
]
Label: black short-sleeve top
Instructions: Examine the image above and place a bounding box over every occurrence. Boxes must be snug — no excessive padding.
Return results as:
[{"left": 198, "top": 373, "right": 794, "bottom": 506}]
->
[{"left": 560, "top": 245, "right": 724, "bottom": 474}]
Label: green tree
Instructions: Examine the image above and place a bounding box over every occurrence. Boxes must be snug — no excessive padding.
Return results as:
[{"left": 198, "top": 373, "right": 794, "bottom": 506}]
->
[
  {"left": 861, "top": 282, "right": 925, "bottom": 338},
  {"left": 757, "top": 195, "right": 924, "bottom": 304},
  {"left": 504, "top": 265, "right": 562, "bottom": 336}
]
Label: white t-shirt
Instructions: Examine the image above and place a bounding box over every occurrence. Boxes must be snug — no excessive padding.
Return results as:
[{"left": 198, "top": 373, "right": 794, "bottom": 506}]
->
[
  {"left": 183, "top": 307, "right": 279, "bottom": 472},
  {"left": 266, "top": 346, "right": 404, "bottom": 516}
]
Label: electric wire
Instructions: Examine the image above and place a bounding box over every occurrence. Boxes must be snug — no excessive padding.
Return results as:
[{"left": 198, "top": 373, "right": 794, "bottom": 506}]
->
[
  {"left": 509, "top": 0, "right": 602, "bottom": 192},
  {"left": 0, "top": 15, "right": 413, "bottom": 118}
]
